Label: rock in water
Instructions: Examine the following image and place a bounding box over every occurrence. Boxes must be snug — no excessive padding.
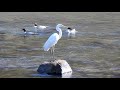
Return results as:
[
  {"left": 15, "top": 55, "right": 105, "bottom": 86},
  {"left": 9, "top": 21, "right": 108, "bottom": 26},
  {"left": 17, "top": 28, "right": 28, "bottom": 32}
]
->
[{"left": 37, "top": 60, "right": 72, "bottom": 75}]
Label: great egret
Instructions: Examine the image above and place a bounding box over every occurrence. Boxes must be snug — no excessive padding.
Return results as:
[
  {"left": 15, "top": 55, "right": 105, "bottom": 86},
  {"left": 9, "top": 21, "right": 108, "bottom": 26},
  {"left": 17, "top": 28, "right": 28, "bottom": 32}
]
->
[{"left": 43, "top": 24, "right": 67, "bottom": 59}]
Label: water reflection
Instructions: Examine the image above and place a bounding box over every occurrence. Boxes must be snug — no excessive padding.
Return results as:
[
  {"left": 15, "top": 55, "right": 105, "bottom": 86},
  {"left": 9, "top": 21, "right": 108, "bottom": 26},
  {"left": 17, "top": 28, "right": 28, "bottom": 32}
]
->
[{"left": 31, "top": 72, "right": 72, "bottom": 78}]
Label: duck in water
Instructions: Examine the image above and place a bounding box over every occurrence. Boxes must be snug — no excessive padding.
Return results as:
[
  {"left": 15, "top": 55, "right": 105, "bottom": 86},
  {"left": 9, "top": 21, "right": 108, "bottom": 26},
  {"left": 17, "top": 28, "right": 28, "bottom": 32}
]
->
[{"left": 66, "top": 27, "right": 77, "bottom": 38}]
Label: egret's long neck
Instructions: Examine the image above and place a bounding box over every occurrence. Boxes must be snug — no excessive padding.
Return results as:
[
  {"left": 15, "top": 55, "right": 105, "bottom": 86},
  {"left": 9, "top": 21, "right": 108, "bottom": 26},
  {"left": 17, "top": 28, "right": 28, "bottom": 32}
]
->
[{"left": 56, "top": 27, "right": 62, "bottom": 39}]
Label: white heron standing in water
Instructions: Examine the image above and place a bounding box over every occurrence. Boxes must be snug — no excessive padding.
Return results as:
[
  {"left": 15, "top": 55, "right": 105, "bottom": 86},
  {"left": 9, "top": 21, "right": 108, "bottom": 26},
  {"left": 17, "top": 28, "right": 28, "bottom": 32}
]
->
[{"left": 43, "top": 24, "right": 67, "bottom": 59}]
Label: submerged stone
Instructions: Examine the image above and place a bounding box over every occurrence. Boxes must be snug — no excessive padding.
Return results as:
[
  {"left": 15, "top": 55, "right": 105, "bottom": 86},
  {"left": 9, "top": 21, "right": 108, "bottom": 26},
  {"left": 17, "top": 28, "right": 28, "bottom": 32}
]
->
[{"left": 37, "top": 60, "right": 72, "bottom": 75}]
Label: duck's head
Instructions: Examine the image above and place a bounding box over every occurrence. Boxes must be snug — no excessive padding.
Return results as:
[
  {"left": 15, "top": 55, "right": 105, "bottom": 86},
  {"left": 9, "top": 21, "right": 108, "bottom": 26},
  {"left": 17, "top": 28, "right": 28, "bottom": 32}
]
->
[
  {"left": 67, "top": 27, "right": 72, "bottom": 30},
  {"left": 22, "top": 28, "right": 26, "bottom": 32},
  {"left": 34, "top": 23, "right": 37, "bottom": 26}
]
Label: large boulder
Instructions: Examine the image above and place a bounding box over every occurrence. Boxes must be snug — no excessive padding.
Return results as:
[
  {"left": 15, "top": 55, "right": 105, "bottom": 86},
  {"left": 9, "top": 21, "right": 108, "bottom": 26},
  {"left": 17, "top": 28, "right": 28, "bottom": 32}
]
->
[{"left": 37, "top": 60, "right": 72, "bottom": 75}]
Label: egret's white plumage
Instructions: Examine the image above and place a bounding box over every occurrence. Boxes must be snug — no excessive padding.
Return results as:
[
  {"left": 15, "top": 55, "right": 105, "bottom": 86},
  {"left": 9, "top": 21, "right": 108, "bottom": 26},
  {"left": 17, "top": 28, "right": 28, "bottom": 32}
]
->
[
  {"left": 43, "top": 33, "right": 59, "bottom": 51},
  {"left": 43, "top": 24, "right": 66, "bottom": 58}
]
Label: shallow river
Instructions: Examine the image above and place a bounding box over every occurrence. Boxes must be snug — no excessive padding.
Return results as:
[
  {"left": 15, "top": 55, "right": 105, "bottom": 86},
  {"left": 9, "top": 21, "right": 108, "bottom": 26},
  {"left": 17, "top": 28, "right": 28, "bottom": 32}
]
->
[{"left": 0, "top": 12, "right": 120, "bottom": 78}]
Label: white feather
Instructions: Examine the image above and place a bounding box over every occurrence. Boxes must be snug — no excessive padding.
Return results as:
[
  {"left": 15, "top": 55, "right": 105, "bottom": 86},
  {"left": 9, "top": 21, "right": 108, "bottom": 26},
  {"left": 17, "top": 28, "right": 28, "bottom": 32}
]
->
[
  {"left": 43, "top": 33, "right": 59, "bottom": 51},
  {"left": 43, "top": 24, "right": 65, "bottom": 52}
]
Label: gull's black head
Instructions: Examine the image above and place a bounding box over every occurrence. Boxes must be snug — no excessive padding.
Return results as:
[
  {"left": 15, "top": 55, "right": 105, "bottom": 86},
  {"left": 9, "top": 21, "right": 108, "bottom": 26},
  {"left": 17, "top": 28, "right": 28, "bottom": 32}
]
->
[
  {"left": 34, "top": 23, "right": 37, "bottom": 26},
  {"left": 22, "top": 28, "right": 26, "bottom": 32},
  {"left": 67, "top": 27, "right": 72, "bottom": 30}
]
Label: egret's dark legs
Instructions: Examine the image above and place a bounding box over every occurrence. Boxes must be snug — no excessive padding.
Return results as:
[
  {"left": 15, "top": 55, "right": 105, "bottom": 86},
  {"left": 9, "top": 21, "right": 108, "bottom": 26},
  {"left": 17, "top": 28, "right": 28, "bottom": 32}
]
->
[
  {"left": 52, "top": 46, "right": 55, "bottom": 59},
  {"left": 50, "top": 45, "right": 55, "bottom": 60},
  {"left": 49, "top": 47, "right": 54, "bottom": 59},
  {"left": 50, "top": 48, "right": 52, "bottom": 55}
]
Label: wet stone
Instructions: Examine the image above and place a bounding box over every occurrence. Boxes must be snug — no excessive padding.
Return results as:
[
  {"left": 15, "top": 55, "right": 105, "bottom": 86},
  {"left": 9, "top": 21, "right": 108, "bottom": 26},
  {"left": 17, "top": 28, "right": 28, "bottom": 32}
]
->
[{"left": 37, "top": 60, "right": 72, "bottom": 75}]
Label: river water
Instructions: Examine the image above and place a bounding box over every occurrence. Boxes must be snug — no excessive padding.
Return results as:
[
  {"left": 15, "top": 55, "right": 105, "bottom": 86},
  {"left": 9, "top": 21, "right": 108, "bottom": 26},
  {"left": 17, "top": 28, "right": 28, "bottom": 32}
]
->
[{"left": 0, "top": 12, "right": 120, "bottom": 78}]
